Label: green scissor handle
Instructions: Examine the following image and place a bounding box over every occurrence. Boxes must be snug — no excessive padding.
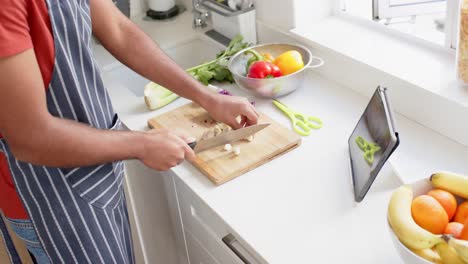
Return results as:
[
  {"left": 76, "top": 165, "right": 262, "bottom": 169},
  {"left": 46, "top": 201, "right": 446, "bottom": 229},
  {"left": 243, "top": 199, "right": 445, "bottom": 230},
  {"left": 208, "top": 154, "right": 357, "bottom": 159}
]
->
[
  {"left": 355, "top": 136, "right": 381, "bottom": 165},
  {"left": 355, "top": 136, "right": 368, "bottom": 151},
  {"left": 272, "top": 100, "right": 323, "bottom": 136}
]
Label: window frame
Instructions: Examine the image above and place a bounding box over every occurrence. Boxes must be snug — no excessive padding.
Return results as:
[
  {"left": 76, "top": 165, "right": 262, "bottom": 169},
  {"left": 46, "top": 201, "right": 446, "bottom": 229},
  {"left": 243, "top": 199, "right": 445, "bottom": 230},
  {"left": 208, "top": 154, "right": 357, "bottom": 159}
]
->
[
  {"left": 373, "top": 0, "right": 446, "bottom": 20},
  {"left": 336, "top": 0, "right": 460, "bottom": 50}
]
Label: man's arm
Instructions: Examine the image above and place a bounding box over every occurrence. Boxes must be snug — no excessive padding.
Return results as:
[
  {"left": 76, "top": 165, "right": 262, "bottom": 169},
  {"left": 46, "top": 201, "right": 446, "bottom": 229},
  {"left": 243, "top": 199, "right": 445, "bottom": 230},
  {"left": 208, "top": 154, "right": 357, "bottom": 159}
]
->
[
  {"left": 0, "top": 50, "right": 194, "bottom": 170},
  {"left": 90, "top": 0, "right": 258, "bottom": 129}
]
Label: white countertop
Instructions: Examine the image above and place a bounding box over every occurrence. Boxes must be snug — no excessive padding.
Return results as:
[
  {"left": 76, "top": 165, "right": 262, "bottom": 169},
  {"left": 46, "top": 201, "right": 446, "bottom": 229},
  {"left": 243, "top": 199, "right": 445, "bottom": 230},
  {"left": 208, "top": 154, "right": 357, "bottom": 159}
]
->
[{"left": 96, "top": 13, "right": 468, "bottom": 263}]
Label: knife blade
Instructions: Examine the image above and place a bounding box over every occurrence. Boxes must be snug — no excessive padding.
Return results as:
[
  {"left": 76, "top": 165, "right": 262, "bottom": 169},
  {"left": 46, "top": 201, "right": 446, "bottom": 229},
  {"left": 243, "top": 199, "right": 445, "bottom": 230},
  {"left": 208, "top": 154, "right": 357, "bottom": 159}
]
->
[{"left": 188, "top": 123, "right": 270, "bottom": 153}]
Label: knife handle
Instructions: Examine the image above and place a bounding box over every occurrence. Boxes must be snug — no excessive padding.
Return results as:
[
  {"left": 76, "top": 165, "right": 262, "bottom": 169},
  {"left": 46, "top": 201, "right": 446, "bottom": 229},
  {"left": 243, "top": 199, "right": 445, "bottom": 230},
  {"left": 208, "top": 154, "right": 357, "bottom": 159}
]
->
[{"left": 188, "top": 141, "right": 197, "bottom": 150}]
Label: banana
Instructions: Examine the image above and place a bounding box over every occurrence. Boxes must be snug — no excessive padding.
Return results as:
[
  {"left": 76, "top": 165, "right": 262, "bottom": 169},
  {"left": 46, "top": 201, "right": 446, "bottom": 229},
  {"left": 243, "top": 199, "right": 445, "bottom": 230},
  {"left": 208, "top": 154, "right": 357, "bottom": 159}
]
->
[
  {"left": 388, "top": 185, "right": 443, "bottom": 250},
  {"left": 431, "top": 172, "right": 468, "bottom": 199},
  {"left": 445, "top": 235, "right": 468, "bottom": 263},
  {"left": 435, "top": 241, "right": 466, "bottom": 264},
  {"left": 411, "top": 248, "right": 442, "bottom": 263}
]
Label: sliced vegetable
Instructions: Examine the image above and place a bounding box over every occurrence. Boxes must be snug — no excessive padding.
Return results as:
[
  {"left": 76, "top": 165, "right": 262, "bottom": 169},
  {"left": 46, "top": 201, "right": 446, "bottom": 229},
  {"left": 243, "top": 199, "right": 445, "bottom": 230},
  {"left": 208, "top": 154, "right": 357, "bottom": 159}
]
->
[
  {"left": 224, "top": 144, "right": 232, "bottom": 151},
  {"left": 144, "top": 82, "right": 180, "bottom": 110},
  {"left": 273, "top": 50, "right": 304, "bottom": 75},
  {"left": 233, "top": 146, "right": 240, "bottom": 156},
  {"left": 247, "top": 61, "right": 282, "bottom": 79}
]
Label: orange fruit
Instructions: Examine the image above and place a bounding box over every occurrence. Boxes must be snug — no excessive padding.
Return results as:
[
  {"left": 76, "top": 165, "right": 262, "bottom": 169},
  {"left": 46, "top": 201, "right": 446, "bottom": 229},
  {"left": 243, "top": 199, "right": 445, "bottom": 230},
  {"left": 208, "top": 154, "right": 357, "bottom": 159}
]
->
[
  {"left": 459, "top": 218, "right": 468, "bottom": 240},
  {"left": 454, "top": 201, "right": 468, "bottom": 223},
  {"left": 411, "top": 195, "right": 449, "bottom": 234},
  {"left": 445, "top": 222, "right": 464, "bottom": 238},
  {"left": 427, "top": 189, "right": 458, "bottom": 220}
]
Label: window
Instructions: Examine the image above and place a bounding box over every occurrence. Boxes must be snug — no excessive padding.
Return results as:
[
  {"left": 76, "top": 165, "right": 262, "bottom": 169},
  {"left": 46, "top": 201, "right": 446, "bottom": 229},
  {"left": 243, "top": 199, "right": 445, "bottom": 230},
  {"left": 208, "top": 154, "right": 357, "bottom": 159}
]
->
[{"left": 340, "top": 0, "right": 460, "bottom": 48}]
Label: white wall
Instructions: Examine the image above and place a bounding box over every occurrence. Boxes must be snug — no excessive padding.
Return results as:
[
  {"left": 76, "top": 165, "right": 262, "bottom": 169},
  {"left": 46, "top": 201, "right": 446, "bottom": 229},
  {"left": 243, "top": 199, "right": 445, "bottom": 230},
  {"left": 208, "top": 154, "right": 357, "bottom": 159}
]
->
[
  {"left": 255, "top": 0, "right": 296, "bottom": 30},
  {"left": 294, "top": 0, "right": 334, "bottom": 25},
  {"left": 254, "top": 0, "right": 334, "bottom": 30}
]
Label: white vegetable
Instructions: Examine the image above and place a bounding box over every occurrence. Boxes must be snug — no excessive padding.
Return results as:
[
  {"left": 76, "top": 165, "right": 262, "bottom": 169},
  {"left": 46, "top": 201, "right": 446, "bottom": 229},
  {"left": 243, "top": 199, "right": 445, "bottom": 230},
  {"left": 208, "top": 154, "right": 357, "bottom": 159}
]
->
[
  {"left": 245, "top": 135, "right": 254, "bottom": 142},
  {"left": 233, "top": 146, "right": 240, "bottom": 156},
  {"left": 214, "top": 125, "right": 222, "bottom": 136},
  {"left": 144, "top": 82, "right": 179, "bottom": 110},
  {"left": 224, "top": 144, "right": 232, "bottom": 151}
]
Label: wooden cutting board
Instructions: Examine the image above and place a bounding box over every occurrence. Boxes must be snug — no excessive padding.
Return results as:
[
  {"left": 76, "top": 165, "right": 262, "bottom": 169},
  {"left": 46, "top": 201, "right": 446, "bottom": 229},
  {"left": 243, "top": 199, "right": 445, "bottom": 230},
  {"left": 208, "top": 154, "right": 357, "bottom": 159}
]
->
[{"left": 148, "top": 103, "right": 301, "bottom": 185}]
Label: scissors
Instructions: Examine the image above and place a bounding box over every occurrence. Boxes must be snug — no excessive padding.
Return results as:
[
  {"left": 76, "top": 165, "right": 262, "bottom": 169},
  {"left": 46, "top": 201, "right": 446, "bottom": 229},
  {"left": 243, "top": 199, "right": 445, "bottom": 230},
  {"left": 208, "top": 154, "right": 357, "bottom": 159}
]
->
[{"left": 272, "top": 100, "right": 323, "bottom": 136}]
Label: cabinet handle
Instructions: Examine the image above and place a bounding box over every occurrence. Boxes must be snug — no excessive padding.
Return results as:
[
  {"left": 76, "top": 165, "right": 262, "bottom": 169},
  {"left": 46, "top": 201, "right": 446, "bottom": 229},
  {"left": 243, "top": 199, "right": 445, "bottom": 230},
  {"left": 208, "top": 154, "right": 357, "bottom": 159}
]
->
[{"left": 222, "top": 233, "right": 258, "bottom": 264}]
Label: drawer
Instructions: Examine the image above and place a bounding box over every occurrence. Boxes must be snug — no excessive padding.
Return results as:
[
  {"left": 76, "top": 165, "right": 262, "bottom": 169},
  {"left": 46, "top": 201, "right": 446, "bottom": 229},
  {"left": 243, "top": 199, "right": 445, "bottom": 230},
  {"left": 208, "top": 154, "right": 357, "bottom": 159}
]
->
[{"left": 174, "top": 177, "right": 266, "bottom": 264}]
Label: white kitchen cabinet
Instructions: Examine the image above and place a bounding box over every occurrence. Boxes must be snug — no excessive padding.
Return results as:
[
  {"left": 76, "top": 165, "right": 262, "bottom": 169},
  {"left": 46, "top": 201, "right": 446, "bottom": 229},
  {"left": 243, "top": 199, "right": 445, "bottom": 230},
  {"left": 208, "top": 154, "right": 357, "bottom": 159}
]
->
[
  {"left": 123, "top": 160, "right": 179, "bottom": 264},
  {"left": 185, "top": 229, "right": 219, "bottom": 264},
  {"left": 164, "top": 172, "right": 265, "bottom": 264}
]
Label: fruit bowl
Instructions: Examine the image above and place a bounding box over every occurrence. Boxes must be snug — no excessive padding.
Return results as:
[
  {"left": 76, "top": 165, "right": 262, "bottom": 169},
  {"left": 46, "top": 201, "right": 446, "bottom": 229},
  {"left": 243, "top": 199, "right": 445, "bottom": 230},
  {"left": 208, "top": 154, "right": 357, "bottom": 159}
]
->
[
  {"left": 388, "top": 174, "right": 468, "bottom": 264},
  {"left": 388, "top": 179, "right": 434, "bottom": 264}
]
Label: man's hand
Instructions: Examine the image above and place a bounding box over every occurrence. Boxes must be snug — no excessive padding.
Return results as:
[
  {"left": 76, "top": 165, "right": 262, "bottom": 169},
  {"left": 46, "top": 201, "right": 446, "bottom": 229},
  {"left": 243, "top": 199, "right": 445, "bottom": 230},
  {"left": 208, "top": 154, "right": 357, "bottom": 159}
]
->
[
  {"left": 139, "top": 129, "right": 196, "bottom": 171},
  {"left": 201, "top": 93, "right": 259, "bottom": 129}
]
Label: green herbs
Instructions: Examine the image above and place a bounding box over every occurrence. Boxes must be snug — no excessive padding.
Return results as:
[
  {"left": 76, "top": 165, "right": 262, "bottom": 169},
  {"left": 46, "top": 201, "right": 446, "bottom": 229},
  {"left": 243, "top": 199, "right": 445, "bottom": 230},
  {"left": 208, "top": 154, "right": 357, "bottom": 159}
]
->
[
  {"left": 144, "top": 35, "right": 249, "bottom": 110},
  {"left": 187, "top": 35, "right": 250, "bottom": 85}
]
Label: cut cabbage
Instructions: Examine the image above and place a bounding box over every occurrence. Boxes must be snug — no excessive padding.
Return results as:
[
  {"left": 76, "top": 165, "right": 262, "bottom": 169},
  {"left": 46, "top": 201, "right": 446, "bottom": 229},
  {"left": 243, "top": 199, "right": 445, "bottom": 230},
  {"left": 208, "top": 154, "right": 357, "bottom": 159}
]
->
[
  {"left": 144, "top": 82, "right": 180, "bottom": 110},
  {"left": 224, "top": 144, "right": 232, "bottom": 151},
  {"left": 233, "top": 146, "right": 240, "bottom": 156}
]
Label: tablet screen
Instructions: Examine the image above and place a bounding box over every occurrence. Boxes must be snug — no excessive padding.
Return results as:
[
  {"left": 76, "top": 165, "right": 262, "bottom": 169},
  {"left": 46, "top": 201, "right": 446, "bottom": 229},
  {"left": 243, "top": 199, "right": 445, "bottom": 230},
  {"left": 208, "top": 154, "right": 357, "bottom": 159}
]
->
[{"left": 349, "top": 87, "right": 397, "bottom": 201}]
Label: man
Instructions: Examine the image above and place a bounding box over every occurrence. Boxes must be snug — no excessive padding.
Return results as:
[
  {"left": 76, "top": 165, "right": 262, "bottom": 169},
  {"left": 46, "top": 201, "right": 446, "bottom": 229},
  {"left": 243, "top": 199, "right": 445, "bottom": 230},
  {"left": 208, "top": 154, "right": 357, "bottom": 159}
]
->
[{"left": 0, "top": 0, "right": 258, "bottom": 263}]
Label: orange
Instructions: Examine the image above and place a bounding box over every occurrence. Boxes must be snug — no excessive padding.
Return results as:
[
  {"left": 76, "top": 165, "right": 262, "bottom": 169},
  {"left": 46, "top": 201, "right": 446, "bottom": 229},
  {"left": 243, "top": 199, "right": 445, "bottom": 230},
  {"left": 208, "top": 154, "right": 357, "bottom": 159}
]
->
[
  {"left": 445, "top": 222, "right": 464, "bottom": 238},
  {"left": 459, "top": 218, "right": 468, "bottom": 240},
  {"left": 411, "top": 195, "right": 449, "bottom": 234},
  {"left": 454, "top": 201, "right": 468, "bottom": 223},
  {"left": 427, "top": 189, "right": 458, "bottom": 220}
]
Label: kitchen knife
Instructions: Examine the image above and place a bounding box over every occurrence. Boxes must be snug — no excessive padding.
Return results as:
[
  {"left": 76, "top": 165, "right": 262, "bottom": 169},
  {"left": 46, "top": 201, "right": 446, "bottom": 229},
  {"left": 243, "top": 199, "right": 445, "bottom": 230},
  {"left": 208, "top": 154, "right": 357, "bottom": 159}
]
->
[{"left": 188, "top": 123, "right": 270, "bottom": 153}]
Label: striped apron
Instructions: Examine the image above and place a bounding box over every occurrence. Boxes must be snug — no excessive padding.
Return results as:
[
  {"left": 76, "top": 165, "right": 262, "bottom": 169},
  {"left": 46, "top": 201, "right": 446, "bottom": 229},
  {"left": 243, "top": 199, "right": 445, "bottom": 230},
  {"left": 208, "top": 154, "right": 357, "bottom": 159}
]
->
[{"left": 0, "top": 0, "right": 134, "bottom": 263}]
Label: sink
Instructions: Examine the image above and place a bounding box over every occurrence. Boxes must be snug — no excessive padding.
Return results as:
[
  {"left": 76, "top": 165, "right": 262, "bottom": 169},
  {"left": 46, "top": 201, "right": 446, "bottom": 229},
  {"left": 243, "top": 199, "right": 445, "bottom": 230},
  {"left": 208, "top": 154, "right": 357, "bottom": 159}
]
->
[{"left": 103, "top": 38, "right": 223, "bottom": 97}]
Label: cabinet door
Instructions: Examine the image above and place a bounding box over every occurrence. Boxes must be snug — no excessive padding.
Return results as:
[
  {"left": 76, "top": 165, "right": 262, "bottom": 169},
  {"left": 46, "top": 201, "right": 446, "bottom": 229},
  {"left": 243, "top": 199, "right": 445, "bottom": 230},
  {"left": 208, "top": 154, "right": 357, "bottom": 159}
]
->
[
  {"left": 185, "top": 229, "right": 219, "bottom": 264},
  {"left": 174, "top": 176, "right": 267, "bottom": 264},
  {"left": 162, "top": 173, "right": 190, "bottom": 264}
]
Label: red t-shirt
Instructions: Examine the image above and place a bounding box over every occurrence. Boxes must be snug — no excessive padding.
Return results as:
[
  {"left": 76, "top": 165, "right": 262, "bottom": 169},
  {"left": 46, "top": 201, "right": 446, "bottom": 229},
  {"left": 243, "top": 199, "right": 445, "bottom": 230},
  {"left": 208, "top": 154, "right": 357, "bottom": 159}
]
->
[{"left": 0, "top": 0, "right": 54, "bottom": 219}]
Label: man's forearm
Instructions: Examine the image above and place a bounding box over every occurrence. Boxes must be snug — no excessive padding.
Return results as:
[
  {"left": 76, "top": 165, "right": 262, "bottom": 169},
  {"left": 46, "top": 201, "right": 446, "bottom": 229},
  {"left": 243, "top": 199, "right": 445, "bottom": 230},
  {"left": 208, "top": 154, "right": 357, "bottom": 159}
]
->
[
  {"left": 96, "top": 17, "right": 214, "bottom": 108},
  {"left": 9, "top": 116, "right": 146, "bottom": 167}
]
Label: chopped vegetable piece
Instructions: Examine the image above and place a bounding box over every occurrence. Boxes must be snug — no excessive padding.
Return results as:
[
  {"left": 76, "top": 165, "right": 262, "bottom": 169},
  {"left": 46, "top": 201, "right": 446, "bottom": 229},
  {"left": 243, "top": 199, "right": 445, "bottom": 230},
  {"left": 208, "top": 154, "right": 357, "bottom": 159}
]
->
[
  {"left": 224, "top": 144, "right": 232, "bottom": 151},
  {"left": 213, "top": 125, "right": 222, "bottom": 136},
  {"left": 245, "top": 135, "right": 254, "bottom": 142},
  {"left": 233, "top": 146, "right": 241, "bottom": 156}
]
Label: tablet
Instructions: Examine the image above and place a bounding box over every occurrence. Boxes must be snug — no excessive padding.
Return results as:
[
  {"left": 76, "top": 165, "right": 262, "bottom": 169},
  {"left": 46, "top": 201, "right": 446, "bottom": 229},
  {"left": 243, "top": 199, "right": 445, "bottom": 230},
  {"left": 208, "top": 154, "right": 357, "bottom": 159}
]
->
[{"left": 348, "top": 86, "right": 400, "bottom": 202}]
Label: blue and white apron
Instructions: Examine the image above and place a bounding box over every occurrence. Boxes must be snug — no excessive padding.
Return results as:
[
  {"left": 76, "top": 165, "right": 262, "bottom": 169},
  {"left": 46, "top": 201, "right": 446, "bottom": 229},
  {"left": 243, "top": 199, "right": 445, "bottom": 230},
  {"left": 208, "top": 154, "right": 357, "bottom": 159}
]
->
[{"left": 0, "top": 0, "right": 134, "bottom": 263}]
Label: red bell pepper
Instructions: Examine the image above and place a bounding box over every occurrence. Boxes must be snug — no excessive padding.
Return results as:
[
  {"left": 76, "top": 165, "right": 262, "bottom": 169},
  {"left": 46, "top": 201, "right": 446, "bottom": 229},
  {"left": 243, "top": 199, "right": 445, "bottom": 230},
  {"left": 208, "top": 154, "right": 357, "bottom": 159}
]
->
[{"left": 247, "top": 61, "right": 282, "bottom": 79}]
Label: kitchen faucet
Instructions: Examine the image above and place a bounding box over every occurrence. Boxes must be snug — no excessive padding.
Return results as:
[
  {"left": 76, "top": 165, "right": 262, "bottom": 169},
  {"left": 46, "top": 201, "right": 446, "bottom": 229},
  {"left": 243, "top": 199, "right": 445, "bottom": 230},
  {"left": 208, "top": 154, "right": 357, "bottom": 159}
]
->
[{"left": 192, "top": 0, "right": 209, "bottom": 28}]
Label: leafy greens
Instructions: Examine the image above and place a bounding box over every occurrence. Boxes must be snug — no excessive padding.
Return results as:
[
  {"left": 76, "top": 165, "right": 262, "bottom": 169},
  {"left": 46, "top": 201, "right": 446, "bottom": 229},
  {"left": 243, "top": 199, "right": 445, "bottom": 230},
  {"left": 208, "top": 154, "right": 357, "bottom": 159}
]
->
[{"left": 187, "top": 35, "right": 250, "bottom": 85}]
